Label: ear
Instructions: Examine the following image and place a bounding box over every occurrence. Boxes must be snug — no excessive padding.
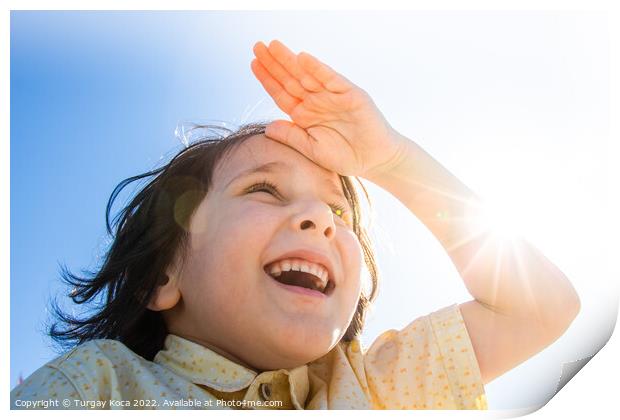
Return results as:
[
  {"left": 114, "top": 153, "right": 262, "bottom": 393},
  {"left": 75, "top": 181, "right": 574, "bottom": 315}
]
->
[{"left": 147, "top": 274, "right": 181, "bottom": 311}]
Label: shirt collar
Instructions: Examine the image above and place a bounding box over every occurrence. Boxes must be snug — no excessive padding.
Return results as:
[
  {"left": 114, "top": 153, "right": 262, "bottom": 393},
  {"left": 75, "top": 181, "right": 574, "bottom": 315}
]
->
[
  {"left": 154, "top": 334, "right": 257, "bottom": 391},
  {"left": 153, "top": 334, "right": 310, "bottom": 408}
]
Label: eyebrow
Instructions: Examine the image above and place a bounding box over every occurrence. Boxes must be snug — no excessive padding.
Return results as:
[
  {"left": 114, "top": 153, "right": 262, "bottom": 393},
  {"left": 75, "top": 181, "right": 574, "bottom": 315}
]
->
[{"left": 226, "top": 161, "right": 348, "bottom": 203}]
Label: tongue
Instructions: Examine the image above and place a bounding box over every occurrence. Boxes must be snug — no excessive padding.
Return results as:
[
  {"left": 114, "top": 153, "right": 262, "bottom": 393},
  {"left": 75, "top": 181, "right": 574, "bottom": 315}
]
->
[{"left": 272, "top": 271, "right": 321, "bottom": 292}]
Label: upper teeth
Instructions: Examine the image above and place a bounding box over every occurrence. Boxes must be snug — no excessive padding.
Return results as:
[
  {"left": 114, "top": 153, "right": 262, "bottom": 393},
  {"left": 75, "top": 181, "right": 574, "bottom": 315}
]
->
[{"left": 267, "top": 258, "right": 329, "bottom": 288}]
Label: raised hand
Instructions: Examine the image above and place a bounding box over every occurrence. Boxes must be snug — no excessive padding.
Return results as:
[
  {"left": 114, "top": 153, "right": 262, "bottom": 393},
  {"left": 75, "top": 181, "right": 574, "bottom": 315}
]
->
[{"left": 250, "top": 40, "right": 408, "bottom": 180}]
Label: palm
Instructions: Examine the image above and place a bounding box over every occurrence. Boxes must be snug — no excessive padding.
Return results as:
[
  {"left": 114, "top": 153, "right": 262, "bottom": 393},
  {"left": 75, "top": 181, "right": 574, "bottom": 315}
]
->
[{"left": 250, "top": 40, "right": 404, "bottom": 178}]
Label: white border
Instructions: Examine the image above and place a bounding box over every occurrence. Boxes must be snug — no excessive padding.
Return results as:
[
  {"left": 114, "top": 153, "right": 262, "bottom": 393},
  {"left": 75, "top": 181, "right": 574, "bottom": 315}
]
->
[{"left": 3, "top": 1, "right": 618, "bottom": 418}]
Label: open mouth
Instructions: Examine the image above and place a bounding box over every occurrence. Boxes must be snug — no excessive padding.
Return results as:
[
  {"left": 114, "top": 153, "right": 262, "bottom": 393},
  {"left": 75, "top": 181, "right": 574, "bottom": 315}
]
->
[{"left": 264, "top": 268, "right": 336, "bottom": 296}]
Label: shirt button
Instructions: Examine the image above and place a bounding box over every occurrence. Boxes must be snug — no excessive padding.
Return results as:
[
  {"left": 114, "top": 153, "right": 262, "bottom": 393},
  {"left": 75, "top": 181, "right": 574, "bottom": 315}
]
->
[{"left": 259, "top": 383, "right": 272, "bottom": 401}]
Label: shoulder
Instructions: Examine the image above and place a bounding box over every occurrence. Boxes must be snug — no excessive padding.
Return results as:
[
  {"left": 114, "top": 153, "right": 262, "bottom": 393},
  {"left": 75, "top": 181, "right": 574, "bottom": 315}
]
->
[
  {"left": 47, "top": 338, "right": 140, "bottom": 373},
  {"left": 362, "top": 304, "right": 487, "bottom": 409},
  {"left": 12, "top": 339, "right": 148, "bottom": 407},
  {"left": 364, "top": 303, "right": 465, "bottom": 360},
  {"left": 52, "top": 339, "right": 156, "bottom": 388},
  {"left": 11, "top": 362, "right": 81, "bottom": 407}
]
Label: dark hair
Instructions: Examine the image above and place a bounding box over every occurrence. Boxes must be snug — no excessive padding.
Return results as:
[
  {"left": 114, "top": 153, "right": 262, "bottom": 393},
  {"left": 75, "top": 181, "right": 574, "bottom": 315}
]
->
[{"left": 48, "top": 121, "right": 380, "bottom": 361}]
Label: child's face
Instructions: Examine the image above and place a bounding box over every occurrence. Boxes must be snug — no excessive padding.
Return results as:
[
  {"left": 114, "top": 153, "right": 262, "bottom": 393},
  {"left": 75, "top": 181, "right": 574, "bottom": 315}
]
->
[{"left": 167, "top": 134, "right": 364, "bottom": 371}]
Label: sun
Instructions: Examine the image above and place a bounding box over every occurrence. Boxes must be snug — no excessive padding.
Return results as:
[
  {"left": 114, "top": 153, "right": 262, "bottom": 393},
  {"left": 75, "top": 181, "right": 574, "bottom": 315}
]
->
[
  {"left": 476, "top": 198, "right": 530, "bottom": 239},
  {"left": 459, "top": 189, "right": 537, "bottom": 245}
]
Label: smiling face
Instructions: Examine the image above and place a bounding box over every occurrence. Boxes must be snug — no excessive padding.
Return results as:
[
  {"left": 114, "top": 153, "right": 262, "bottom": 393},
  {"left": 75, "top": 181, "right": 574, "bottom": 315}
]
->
[{"left": 162, "top": 134, "right": 364, "bottom": 371}]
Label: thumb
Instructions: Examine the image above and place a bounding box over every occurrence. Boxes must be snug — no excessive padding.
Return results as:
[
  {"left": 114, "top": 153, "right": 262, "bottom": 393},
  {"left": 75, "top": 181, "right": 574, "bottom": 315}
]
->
[{"left": 264, "top": 120, "right": 316, "bottom": 160}]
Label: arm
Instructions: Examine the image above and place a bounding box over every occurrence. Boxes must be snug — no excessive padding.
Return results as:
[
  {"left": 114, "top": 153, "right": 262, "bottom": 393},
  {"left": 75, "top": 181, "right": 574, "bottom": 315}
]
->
[
  {"left": 364, "top": 134, "right": 581, "bottom": 384},
  {"left": 250, "top": 40, "right": 581, "bottom": 385}
]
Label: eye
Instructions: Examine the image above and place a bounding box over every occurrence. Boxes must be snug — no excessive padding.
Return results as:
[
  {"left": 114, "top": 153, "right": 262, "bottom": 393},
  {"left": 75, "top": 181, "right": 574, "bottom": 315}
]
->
[
  {"left": 246, "top": 180, "right": 351, "bottom": 224},
  {"left": 246, "top": 180, "right": 281, "bottom": 198},
  {"left": 331, "top": 203, "right": 347, "bottom": 219}
]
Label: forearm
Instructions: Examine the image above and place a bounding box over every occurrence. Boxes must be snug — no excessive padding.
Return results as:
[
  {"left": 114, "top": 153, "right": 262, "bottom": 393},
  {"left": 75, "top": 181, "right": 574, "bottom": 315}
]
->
[
  {"left": 365, "top": 132, "right": 485, "bottom": 251},
  {"left": 365, "top": 133, "right": 580, "bottom": 326}
]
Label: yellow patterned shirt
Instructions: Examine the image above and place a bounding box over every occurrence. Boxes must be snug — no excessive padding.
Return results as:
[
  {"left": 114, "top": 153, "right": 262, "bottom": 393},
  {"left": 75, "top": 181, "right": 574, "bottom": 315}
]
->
[{"left": 11, "top": 303, "right": 487, "bottom": 409}]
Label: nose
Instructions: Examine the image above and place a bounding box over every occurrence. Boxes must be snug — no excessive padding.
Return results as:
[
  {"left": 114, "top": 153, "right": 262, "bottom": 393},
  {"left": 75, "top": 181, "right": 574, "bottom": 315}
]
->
[{"left": 292, "top": 200, "right": 336, "bottom": 240}]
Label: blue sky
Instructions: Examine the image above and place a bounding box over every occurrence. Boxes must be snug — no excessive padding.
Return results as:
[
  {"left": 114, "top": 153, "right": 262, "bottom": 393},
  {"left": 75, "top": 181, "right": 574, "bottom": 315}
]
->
[
  {"left": 10, "top": 10, "right": 266, "bottom": 385},
  {"left": 10, "top": 11, "right": 611, "bottom": 410}
]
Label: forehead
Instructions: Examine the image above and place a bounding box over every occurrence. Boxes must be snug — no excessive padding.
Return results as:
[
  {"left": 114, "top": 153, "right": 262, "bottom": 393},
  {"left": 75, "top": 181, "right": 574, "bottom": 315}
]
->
[{"left": 216, "top": 134, "right": 345, "bottom": 195}]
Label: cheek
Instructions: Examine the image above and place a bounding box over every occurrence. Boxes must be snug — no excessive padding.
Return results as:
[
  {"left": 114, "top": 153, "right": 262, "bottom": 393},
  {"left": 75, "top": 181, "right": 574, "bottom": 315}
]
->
[
  {"left": 338, "top": 231, "right": 365, "bottom": 309},
  {"left": 210, "top": 202, "right": 280, "bottom": 263},
  {"left": 181, "top": 202, "right": 279, "bottom": 304}
]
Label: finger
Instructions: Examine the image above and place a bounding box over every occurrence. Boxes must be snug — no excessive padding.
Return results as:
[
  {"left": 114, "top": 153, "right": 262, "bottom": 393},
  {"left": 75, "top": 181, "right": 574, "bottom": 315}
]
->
[
  {"left": 253, "top": 41, "right": 308, "bottom": 100},
  {"left": 265, "top": 120, "right": 318, "bottom": 163},
  {"left": 298, "top": 51, "right": 354, "bottom": 94},
  {"left": 267, "top": 40, "right": 323, "bottom": 93},
  {"left": 250, "top": 58, "right": 299, "bottom": 115}
]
